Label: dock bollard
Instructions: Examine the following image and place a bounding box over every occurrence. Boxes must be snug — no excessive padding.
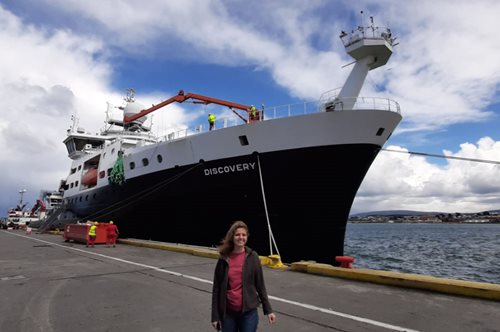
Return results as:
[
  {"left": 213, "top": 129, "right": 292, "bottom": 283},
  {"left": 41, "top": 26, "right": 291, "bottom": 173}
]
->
[{"left": 335, "top": 256, "right": 355, "bottom": 268}]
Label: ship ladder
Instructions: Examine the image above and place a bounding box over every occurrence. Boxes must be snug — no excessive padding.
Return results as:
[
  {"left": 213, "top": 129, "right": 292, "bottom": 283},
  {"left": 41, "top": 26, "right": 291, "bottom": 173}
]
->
[{"left": 256, "top": 155, "right": 286, "bottom": 268}]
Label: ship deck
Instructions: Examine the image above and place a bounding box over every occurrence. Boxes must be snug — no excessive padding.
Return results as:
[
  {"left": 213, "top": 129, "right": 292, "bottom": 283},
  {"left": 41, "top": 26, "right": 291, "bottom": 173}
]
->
[{"left": 1, "top": 229, "right": 498, "bottom": 332}]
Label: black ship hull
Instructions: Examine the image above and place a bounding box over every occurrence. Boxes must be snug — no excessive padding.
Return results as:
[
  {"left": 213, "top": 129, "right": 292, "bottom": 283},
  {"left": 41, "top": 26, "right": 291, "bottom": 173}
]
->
[{"left": 65, "top": 143, "right": 379, "bottom": 264}]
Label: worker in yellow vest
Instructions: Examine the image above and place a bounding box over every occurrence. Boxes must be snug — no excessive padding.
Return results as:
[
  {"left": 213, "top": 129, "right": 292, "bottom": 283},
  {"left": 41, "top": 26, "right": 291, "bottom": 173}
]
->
[
  {"left": 249, "top": 105, "right": 258, "bottom": 122},
  {"left": 208, "top": 113, "right": 216, "bottom": 131},
  {"left": 87, "top": 221, "right": 98, "bottom": 247}
]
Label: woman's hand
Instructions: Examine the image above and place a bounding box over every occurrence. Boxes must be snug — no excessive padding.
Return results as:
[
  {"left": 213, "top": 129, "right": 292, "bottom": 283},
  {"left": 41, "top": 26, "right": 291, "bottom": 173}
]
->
[
  {"left": 211, "top": 321, "right": 221, "bottom": 330},
  {"left": 268, "top": 313, "right": 277, "bottom": 324}
]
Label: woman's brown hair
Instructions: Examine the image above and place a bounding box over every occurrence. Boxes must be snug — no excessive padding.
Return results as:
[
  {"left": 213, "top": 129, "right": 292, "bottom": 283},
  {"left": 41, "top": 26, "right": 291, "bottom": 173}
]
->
[{"left": 219, "top": 221, "right": 249, "bottom": 256}]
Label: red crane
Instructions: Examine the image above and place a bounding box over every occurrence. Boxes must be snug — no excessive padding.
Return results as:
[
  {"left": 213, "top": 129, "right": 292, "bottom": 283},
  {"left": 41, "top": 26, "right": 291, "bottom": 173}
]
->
[{"left": 123, "top": 90, "right": 258, "bottom": 124}]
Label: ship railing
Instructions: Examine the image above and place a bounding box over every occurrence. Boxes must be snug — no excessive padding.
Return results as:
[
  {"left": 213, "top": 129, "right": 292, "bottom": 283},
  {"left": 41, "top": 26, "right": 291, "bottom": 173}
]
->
[
  {"left": 160, "top": 116, "right": 242, "bottom": 141},
  {"left": 320, "top": 96, "right": 400, "bottom": 113},
  {"left": 340, "top": 24, "right": 395, "bottom": 48},
  {"left": 159, "top": 94, "right": 399, "bottom": 140},
  {"left": 256, "top": 102, "right": 315, "bottom": 120},
  {"left": 264, "top": 96, "right": 400, "bottom": 120},
  {"left": 118, "top": 130, "right": 158, "bottom": 142},
  {"left": 319, "top": 88, "right": 400, "bottom": 113}
]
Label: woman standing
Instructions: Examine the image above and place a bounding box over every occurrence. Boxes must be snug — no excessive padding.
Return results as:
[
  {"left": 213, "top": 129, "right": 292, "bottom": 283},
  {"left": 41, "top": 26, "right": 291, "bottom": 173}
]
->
[{"left": 211, "top": 221, "right": 277, "bottom": 331}]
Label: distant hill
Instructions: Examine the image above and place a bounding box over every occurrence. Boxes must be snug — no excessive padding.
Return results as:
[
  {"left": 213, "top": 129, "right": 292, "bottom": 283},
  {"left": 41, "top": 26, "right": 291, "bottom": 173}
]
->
[
  {"left": 351, "top": 210, "right": 441, "bottom": 217},
  {"left": 351, "top": 209, "right": 500, "bottom": 217}
]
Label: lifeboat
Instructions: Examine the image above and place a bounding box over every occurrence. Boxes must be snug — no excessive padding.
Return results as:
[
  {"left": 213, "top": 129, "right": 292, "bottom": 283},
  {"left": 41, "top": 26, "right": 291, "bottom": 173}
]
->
[{"left": 82, "top": 168, "right": 98, "bottom": 186}]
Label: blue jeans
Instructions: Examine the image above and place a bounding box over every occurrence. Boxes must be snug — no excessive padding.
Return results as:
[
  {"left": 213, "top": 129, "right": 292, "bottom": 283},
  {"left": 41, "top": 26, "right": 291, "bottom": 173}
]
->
[{"left": 221, "top": 309, "right": 259, "bottom": 332}]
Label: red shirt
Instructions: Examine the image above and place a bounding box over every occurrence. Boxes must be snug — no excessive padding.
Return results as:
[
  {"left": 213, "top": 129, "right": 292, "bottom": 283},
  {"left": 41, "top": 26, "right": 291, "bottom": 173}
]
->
[
  {"left": 226, "top": 251, "right": 245, "bottom": 312},
  {"left": 107, "top": 224, "right": 118, "bottom": 237}
]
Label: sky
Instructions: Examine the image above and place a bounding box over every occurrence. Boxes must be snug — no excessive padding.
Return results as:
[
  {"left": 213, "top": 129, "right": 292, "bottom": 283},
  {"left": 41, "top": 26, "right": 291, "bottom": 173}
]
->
[{"left": 1, "top": 0, "right": 500, "bottom": 216}]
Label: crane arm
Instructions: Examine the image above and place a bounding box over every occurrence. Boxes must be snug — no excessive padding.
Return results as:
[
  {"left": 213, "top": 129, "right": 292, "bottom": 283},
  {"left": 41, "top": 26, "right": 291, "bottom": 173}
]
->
[{"left": 123, "top": 90, "right": 251, "bottom": 124}]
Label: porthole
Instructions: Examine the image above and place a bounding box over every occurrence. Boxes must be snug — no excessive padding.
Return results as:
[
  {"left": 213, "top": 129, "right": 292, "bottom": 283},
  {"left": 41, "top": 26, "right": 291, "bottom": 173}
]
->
[
  {"left": 107, "top": 168, "right": 112, "bottom": 176},
  {"left": 157, "top": 154, "right": 163, "bottom": 163},
  {"left": 75, "top": 181, "right": 79, "bottom": 187},
  {"left": 142, "top": 158, "right": 149, "bottom": 166},
  {"left": 85, "top": 195, "right": 89, "bottom": 201},
  {"left": 99, "top": 171, "right": 105, "bottom": 178},
  {"left": 111, "top": 148, "right": 115, "bottom": 154},
  {"left": 130, "top": 162, "right": 135, "bottom": 170},
  {"left": 70, "top": 183, "right": 74, "bottom": 188}
]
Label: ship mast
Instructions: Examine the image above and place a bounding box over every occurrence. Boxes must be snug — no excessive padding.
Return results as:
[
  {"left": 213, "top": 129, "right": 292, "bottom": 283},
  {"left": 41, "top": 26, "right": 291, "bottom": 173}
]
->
[
  {"left": 18, "top": 189, "right": 27, "bottom": 209},
  {"left": 337, "top": 13, "right": 396, "bottom": 110}
]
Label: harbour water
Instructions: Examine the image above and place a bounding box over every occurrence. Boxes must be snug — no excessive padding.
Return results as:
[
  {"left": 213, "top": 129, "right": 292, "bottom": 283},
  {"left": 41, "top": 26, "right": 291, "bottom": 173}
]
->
[{"left": 344, "top": 223, "right": 500, "bottom": 284}]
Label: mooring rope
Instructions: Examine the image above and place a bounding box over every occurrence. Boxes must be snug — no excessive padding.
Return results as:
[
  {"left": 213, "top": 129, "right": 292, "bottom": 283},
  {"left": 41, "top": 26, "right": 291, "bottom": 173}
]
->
[
  {"left": 256, "top": 154, "right": 281, "bottom": 257},
  {"left": 382, "top": 148, "right": 500, "bottom": 165}
]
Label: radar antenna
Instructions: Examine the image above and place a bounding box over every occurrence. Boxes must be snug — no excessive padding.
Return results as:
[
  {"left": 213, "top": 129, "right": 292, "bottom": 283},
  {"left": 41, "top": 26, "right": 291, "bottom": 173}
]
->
[
  {"left": 68, "top": 114, "right": 79, "bottom": 134},
  {"left": 124, "top": 88, "right": 136, "bottom": 103}
]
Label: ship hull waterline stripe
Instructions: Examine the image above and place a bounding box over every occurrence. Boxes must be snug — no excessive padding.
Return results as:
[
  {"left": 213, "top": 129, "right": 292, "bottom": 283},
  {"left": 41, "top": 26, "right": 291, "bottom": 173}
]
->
[{"left": 3, "top": 231, "right": 419, "bottom": 332}]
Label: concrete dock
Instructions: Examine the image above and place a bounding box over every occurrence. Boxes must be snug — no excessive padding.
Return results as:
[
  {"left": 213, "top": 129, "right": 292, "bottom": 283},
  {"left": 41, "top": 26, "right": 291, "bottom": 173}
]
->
[{"left": 1, "top": 229, "right": 498, "bottom": 332}]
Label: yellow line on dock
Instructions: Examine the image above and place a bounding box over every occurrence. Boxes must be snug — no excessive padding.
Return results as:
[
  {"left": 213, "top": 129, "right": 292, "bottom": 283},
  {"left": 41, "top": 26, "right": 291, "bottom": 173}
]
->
[
  {"left": 50, "top": 234, "right": 500, "bottom": 302},
  {"left": 290, "top": 262, "right": 500, "bottom": 302}
]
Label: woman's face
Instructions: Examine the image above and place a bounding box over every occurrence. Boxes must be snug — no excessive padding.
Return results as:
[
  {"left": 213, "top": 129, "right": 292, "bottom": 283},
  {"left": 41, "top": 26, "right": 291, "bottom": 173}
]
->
[{"left": 233, "top": 227, "right": 248, "bottom": 249}]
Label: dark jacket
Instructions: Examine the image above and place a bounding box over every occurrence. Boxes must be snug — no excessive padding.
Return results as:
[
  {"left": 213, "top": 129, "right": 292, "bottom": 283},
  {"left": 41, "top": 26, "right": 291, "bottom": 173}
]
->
[{"left": 211, "top": 247, "right": 273, "bottom": 322}]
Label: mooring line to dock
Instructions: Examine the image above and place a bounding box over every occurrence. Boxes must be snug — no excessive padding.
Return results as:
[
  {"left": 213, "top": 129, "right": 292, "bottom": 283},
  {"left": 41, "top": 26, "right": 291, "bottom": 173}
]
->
[
  {"left": 3, "top": 231, "right": 419, "bottom": 332},
  {"left": 382, "top": 148, "right": 500, "bottom": 165},
  {"left": 256, "top": 154, "right": 281, "bottom": 257}
]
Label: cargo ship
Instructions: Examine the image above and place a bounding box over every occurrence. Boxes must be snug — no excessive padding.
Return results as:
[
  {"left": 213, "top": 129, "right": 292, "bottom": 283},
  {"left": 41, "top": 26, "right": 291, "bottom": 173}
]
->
[{"left": 56, "top": 20, "right": 402, "bottom": 264}]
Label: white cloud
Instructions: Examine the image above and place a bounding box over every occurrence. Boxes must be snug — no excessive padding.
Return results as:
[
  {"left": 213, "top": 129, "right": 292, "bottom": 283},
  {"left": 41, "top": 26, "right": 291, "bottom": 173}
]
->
[
  {"left": 0, "top": 6, "right": 113, "bottom": 208},
  {"left": 352, "top": 137, "right": 500, "bottom": 213},
  {"left": 42, "top": 0, "right": 347, "bottom": 100},
  {"left": 42, "top": 0, "right": 500, "bottom": 130},
  {"left": 1, "top": 1, "right": 500, "bottom": 215},
  {"left": 379, "top": 0, "right": 500, "bottom": 132}
]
